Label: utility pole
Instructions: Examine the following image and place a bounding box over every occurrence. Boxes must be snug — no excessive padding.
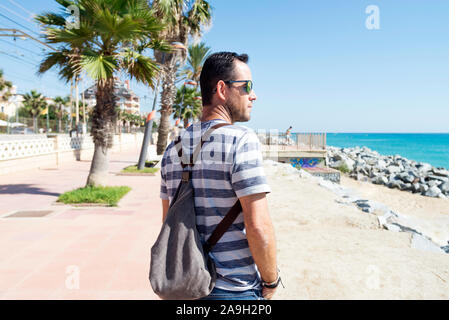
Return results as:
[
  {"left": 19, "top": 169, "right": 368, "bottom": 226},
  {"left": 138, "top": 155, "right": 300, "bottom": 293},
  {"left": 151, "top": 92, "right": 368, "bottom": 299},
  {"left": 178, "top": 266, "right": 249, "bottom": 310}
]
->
[
  {"left": 137, "top": 77, "right": 160, "bottom": 170},
  {"left": 70, "top": 78, "right": 74, "bottom": 130},
  {"left": 82, "top": 77, "right": 86, "bottom": 133}
]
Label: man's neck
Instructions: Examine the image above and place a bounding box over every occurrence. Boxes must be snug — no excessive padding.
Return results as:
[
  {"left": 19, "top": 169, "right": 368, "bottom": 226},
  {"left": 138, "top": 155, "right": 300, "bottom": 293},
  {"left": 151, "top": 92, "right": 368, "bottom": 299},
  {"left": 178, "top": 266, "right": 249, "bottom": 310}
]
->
[{"left": 200, "top": 104, "right": 233, "bottom": 124}]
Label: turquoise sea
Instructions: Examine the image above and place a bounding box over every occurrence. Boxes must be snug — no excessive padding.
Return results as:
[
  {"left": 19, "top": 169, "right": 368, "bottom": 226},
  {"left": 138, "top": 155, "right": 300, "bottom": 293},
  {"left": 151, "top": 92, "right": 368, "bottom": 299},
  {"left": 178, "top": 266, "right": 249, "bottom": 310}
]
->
[{"left": 323, "top": 133, "right": 449, "bottom": 170}]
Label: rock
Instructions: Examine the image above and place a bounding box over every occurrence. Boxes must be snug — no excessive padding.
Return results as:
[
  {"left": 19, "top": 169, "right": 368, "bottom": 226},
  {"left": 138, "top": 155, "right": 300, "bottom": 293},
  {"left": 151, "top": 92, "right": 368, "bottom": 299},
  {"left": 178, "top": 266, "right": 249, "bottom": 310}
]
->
[
  {"left": 411, "top": 233, "right": 445, "bottom": 254},
  {"left": 387, "top": 165, "right": 401, "bottom": 174},
  {"left": 412, "top": 183, "right": 421, "bottom": 193},
  {"left": 374, "top": 159, "right": 387, "bottom": 171},
  {"left": 400, "top": 183, "right": 412, "bottom": 191},
  {"left": 332, "top": 153, "right": 343, "bottom": 161},
  {"left": 427, "top": 175, "right": 449, "bottom": 183},
  {"left": 357, "top": 166, "right": 369, "bottom": 176},
  {"left": 354, "top": 200, "right": 373, "bottom": 213},
  {"left": 442, "top": 244, "right": 449, "bottom": 254},
  {"left": 388, "top": 180, "right": 401, "bottom": 189},
  {"left": 384, "top": 223, "right": 402, "bottom": 232},
  {"left": 331, "top": 156, "right": 355, "bottom": 172},
  {"left": 432, "top": 168, "right": 449, "bottom": 177},
  {"left": 416, "top": 162, "right": 432, "bottom": 173},
  {"left": 427, "top": 180, "right": 442, "bottom": 188},
  {"left": 425, "top": 185, "right": 442, "bottom": 197},
  {"left": 373, "top": 175, "right": 388, "bottom": 185},
  {"left": 397, "top": 172, "right": 415, "bottom": 183},
  {"left": 419, "top": 184, "right": 429, "bottom": 194}
]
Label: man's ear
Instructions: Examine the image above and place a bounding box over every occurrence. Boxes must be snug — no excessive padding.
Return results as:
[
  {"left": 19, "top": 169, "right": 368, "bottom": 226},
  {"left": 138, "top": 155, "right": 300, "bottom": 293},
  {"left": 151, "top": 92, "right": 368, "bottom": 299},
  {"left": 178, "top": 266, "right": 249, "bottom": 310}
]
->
[{"left": 215, "top": 80, "right": 227, "bottom": 101}]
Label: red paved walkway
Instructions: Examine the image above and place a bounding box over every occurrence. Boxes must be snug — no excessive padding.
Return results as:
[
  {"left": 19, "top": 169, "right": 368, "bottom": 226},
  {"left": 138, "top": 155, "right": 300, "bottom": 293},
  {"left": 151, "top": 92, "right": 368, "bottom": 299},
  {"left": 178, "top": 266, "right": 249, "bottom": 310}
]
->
[{"left": 0, "top": 147, "right": 162, "bottom": 299}]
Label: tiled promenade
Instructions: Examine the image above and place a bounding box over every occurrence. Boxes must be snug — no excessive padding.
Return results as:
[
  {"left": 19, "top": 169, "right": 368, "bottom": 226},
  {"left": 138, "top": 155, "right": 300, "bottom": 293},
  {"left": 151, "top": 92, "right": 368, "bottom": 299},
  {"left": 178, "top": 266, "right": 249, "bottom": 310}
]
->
[{"left": 0, "top": 147, "right": 162, "bottom": 299}]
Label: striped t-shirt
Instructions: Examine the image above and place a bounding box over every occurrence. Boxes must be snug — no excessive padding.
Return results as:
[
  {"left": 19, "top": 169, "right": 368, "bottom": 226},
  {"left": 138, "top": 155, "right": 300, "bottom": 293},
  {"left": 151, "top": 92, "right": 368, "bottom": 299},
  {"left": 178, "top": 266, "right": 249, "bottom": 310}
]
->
[{"left": 160, "top": 119, "right": 271, "bottom": 291}]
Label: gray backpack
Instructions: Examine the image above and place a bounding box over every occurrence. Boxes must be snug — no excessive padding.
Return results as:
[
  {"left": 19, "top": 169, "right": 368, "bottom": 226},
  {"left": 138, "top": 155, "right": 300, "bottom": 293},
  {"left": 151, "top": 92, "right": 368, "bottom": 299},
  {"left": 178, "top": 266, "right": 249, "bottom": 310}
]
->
[{"left": 149, "top": 123, "right": 242, "bottom": 300}]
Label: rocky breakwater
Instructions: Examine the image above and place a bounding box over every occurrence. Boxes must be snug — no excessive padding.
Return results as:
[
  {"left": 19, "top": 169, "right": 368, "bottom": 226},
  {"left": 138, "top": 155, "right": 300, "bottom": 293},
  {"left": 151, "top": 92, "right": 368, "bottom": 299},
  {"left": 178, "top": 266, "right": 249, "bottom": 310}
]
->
[{"left": 327, "top": 146, "right": 449, "bottom": 199}]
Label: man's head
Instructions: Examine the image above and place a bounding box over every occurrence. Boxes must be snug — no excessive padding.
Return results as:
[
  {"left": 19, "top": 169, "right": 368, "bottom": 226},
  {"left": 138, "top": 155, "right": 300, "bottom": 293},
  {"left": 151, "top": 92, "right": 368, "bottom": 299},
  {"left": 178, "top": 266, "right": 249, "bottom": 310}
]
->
[{"left": 200, "top": 52, "right": 257, "bottom": 123}]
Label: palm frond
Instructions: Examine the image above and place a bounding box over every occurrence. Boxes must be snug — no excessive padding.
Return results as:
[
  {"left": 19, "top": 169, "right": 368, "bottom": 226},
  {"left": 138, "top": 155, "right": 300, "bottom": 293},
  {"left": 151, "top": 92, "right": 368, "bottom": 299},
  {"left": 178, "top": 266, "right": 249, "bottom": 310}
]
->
[
  {"left": 34, "top": 12, "right": 67, "bottom": 27},
  {"left": 120, "top": 50, "right": 159, "bottom": 88},
  {"left": 80, "top": 51, "right": 117, "bottom": 80},
  {"left": 37, "top": 50, "right": 76, "bottom": 83}
]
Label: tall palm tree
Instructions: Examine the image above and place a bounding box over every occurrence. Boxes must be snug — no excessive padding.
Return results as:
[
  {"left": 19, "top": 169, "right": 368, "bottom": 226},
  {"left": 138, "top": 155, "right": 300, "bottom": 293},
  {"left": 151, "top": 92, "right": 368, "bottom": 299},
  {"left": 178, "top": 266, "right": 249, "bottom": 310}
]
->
[
  {"left": 36, "top": 0, "right": 166, "bottom": 187},
  {"left": 22, "top": 90, "right": 47, "bottom": 133},
  {"left": 0, "top": 69, "right": 13, "bottom": 103},
  {"left": 172, "top": 85, "right": 202, "bottom": 128},
  {"left": 182, "top": 42, "right": 211, "bottom": 83},
  {"left": 150, "top": 0, "right": 212, "bottom": 155}
]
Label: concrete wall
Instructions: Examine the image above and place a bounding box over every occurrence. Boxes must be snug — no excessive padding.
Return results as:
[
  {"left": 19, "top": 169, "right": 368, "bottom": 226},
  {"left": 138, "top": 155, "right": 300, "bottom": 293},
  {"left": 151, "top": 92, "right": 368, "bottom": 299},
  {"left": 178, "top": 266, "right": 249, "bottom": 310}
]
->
[{"left": 0, "top": 133, "right": 151, "bottom": 176}]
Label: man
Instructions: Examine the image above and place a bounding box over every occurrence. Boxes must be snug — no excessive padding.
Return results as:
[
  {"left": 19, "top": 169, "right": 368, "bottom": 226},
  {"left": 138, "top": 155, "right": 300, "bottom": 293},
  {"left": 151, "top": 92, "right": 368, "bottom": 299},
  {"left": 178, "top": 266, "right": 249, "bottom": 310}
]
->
[
  {"left": 286, "top": 126, "right": 293, "bottom": 145},
  {"left": 159, "top": 52, "right": 279, "bottom": 300}
]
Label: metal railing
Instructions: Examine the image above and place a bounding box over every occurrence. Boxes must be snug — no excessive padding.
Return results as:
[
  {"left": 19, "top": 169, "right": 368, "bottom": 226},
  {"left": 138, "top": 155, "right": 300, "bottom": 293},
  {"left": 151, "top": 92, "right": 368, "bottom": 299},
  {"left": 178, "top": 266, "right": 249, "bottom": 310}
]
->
[{"left": 258, "top": 132, "right": 326, "bottom": 151}]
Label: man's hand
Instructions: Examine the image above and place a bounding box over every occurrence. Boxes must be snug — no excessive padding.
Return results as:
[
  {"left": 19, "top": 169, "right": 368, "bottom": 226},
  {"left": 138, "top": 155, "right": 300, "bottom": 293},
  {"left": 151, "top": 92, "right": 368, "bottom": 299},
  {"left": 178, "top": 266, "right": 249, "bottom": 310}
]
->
[{"left": 262, "top": 287, "right": 277, "bottom": 300}]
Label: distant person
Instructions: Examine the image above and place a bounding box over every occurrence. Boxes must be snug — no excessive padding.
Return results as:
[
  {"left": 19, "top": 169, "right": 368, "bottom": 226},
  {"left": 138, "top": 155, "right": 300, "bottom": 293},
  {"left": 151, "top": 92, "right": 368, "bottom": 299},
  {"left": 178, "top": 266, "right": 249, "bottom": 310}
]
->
[{"left": 285, "top": 126, "right": 292, "bottom": 145}]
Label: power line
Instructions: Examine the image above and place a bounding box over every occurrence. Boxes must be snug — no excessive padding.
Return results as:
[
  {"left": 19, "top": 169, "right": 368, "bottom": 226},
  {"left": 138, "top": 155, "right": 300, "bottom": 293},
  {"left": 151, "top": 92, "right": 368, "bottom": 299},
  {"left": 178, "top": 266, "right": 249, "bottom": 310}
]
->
[
  {"left": 7, "top": 0, "right": 36, "bottom": 18},
  {"left": 0, "top": 4, "right": 32, "bottom": 23},
  {"left": 0, "top": 12, "right": 40, "bottom": 37},
  {"left": 0, "top": 50, "right": 35, "bottom": 66},
  {"left": 0, "top": 38, "right": 43, "bottom": 57},
  {"left": 0, "top": 47, "right": 40, "bottom": 64}
]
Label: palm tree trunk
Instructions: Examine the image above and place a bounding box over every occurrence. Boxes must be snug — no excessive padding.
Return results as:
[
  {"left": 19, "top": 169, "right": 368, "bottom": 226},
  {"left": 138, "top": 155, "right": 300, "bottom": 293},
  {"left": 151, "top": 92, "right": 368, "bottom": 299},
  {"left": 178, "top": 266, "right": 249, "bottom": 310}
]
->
[
  {"left": 156, "top": 63, "right": 177, "bottom": 155},
  {"left": 33, "top": 116, "right": 37, "bottom": 133},
  {"left": 86, "top": 78, "right": 116, "bottom": 187}
]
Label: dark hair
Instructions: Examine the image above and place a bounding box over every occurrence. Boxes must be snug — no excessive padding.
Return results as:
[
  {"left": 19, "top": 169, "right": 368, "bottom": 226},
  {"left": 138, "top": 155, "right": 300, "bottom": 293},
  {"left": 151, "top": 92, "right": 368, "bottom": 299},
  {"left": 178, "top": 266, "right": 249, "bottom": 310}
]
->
[{"left": 199, "top": 52, "right": 249, "bottom": 105}]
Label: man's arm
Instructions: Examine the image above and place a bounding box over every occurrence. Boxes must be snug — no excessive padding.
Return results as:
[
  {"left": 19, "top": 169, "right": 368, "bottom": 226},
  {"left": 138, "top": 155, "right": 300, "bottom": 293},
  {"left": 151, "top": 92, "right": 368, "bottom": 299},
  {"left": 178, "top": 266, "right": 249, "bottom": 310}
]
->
[
  {"left": 239, "top": 192, "right": 278, "bottom": 299},
  {"left": 162, "top": 199, "right": 169, "bottom": 223}
]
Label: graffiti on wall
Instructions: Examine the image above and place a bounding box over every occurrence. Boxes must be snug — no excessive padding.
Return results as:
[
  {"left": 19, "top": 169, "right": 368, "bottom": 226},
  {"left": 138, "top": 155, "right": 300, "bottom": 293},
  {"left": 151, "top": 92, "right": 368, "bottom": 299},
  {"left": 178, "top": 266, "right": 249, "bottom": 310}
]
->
[{"left": 289, "top": 158, "right": 322, "bottom": 168}]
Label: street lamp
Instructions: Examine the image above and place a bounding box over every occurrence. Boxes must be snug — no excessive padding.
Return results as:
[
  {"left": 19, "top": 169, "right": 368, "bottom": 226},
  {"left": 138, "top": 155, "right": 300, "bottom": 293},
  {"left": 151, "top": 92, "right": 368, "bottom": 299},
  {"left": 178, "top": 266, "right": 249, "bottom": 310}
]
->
[{"left": 137, "top": 42, "right": 187, "bottom": 170}]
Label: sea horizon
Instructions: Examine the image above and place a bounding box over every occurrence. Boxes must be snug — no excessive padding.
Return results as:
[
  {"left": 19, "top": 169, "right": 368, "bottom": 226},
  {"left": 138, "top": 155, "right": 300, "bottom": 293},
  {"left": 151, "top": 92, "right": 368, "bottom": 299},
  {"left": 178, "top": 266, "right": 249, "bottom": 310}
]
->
[{"left": 319, "top": 132, "right": 449, "bottom": 170}]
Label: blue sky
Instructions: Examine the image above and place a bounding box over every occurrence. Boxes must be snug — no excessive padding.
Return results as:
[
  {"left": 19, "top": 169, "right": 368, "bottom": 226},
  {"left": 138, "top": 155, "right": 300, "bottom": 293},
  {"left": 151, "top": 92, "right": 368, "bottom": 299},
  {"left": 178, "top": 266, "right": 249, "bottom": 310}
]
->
[{"left": 0, "top": 0, "right": 448, "bottom": 132}]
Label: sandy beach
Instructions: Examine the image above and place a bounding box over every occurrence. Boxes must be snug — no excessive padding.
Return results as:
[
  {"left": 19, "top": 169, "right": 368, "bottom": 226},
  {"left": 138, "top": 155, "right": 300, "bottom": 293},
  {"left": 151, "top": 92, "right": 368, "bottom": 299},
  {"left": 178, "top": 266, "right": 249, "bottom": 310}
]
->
[{"left": 264, "top": 161, "right": 449, "bottom": 300}]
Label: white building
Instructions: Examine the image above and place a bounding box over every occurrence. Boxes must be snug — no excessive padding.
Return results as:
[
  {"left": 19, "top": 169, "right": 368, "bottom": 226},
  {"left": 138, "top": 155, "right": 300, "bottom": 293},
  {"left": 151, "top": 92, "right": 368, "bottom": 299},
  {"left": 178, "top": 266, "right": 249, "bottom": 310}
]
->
[
  {"left": 0, "top": 86, "right": 24, "bottom": 118},
  {"left": 82, "top": 78, "right": 141, "bottom": 115}
]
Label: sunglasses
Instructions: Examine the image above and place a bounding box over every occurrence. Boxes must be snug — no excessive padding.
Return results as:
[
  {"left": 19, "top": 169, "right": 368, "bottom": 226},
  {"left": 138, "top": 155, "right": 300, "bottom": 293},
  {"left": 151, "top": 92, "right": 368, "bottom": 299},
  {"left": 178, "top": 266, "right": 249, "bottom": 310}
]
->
[{"left": 224, "top": 80, "right": 253, "bottom": 94}]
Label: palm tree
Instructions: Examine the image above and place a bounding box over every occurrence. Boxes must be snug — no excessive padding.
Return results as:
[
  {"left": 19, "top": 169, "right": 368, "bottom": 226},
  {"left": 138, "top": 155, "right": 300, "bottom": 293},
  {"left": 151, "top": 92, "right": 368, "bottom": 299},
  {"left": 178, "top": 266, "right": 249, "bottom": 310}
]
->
[
  {"left": 22, "top": 90, "right": 47, "bottom": 133},
  {"left": 182, "top": 42, "right": 211, "bottom": 83},
  {"left": 172, "top": 85, "right": 202, "bottom": 128},
  {"left": 150, "top": 0, "right": 212, "bottom": 155},
  {"left": 35, "top": 0, "right": 166, "bottom": 187},
  {"left": 0, "top": 69, "right": 13, "bottom": 103},
  {"left": 53, "top": 95, "right": 70, "bottom": 132}
]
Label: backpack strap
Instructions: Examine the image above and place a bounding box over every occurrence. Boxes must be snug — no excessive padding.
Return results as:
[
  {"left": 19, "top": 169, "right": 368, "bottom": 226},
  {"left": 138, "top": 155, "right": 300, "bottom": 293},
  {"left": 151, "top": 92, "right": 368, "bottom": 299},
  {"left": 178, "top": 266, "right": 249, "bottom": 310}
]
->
[
  {"left": 203, "top": 200, "right": 242, "bottom": 254},
  {"left": 173, "top": 122, "right": 243, "bottom": 253}
]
